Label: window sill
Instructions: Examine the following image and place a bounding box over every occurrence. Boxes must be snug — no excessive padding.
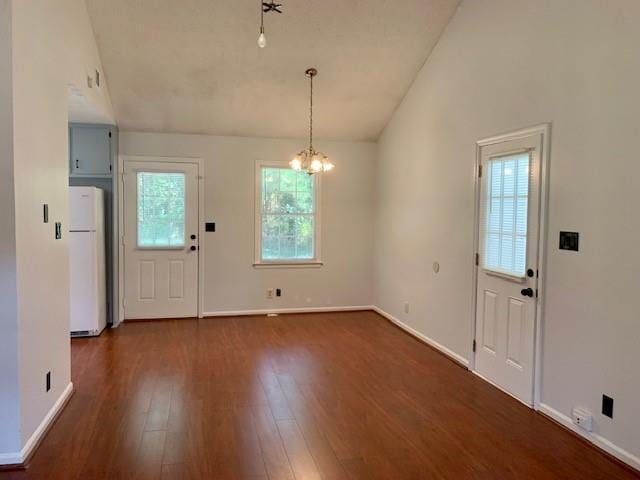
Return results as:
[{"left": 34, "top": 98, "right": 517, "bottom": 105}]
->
[{"left": 253, "top": 261, "right": 323, "bottom": 269}]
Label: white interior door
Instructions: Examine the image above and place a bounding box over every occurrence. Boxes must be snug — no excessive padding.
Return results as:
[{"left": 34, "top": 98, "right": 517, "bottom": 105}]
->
[
  {"left": 474, "top": 131, "right": 544, "bottom": 405},
  {"left": 123, "top": 160, "right": 199, "bottom": 319}
]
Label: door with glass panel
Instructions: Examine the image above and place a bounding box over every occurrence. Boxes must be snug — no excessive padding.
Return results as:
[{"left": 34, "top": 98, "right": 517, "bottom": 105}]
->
[
  {"left": 475, "top": 131, "right": 543, "bottom": 405},
  {"left": 123, "top": 161, "right": 199, "bottom": 319}
]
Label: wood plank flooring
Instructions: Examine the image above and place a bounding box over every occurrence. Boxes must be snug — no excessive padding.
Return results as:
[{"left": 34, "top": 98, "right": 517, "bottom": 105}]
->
[{"left": 2, "top": 311, "right": 637, "bottom": 479}]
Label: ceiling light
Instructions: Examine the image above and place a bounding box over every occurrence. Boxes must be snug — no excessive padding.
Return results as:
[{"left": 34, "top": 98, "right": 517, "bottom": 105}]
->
[
  {"left": 258, "top": 1, "right": 282, "bottom": 48},
  {"left": 290, "top": 68, "right": 334, "bottom": 175}
]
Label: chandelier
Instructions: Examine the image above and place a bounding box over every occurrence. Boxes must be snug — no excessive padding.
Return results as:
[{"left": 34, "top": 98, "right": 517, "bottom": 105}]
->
[{"left": 290, "top": 68, "right": 334, "bottom": 175}]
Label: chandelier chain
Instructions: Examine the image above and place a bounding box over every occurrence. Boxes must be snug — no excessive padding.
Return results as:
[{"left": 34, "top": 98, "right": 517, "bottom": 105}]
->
[{"left": 309, "top": 73, "right": 313, "bottom": 151}]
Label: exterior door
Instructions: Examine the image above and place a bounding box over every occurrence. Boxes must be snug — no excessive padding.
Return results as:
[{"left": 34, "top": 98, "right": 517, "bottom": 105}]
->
[
  {"left": 123, "top": 160, "right": 199, "bottom": 319},
  {"left": 474, "top": 131, "right": 544, "bottom": 405}
]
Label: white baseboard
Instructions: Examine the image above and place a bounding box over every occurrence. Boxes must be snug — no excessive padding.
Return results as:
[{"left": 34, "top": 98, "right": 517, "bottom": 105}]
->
[
  {"left": 0, "top": 382, "right": 74, "bottom": 466},
  {"left": 372, "top": 306, "right": 469, "bottom": 367},
  {"left": 203, "top": 305, "right": 374, "bottom": 317},
  {"left": 0, "top": 451, "right": 21, "bottom": 466},
  {"left": 539, "top": 403, "right": 640, "bottom": 472},
  {"left": 472, "top": 370, "right": 533, "bottom": 408}
]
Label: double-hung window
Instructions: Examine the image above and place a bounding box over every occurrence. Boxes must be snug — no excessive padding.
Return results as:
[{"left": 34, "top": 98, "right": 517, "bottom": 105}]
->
[{"left": 255, "top": 163, "right": 321, "bottom": 266}]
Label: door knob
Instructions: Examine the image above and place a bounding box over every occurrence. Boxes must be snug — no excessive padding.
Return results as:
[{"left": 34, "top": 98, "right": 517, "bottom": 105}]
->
[
  {"left": 190, "top": 234, "right": 196, "bottom": 240},
  {"left": 190, "top": 245, "right": 197, "bottom": 251},
  {"left": 521, "top": 288, "right": 534, "bottom": 297}
]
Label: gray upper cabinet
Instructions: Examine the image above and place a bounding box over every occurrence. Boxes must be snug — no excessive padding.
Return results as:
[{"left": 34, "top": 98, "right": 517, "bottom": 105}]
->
[{"left": 69, "top": 124, "right": 117, "bottom": 177}]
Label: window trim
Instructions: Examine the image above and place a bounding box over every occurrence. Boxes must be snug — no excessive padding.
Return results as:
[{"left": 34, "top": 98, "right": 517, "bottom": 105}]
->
[{"left": 253, "top": 160, "right": 323, "bottom": 268}]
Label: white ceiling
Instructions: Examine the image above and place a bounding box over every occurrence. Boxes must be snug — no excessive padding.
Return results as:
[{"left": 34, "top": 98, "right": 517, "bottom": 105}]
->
[{"left": 86, "top": 0, "right": 460, "bottom": 141}]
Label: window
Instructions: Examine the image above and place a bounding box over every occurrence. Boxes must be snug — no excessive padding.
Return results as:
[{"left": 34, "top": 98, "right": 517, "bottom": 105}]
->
[
  {"left": 255, "top": 164, "right": 320, "bottom": 265},
  {"left": 137, "top": 172, "right": 186, "bottom": 248},
  {"left": 483, "top": 153, "right": 530, "bottom": 277}
]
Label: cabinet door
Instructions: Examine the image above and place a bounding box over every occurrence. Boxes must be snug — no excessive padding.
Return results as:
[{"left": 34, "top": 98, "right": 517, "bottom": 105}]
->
[{"left": 70, "top": 126, "right": 112, "bottom": 176}]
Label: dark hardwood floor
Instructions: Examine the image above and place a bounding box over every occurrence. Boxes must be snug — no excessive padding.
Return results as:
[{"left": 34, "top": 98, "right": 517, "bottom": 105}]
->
[{"left": 2, "top": 311, "right": 637, "bottom": 479}]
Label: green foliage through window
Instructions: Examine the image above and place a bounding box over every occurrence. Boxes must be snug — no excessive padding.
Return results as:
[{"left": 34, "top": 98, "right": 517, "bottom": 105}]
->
[
  {"left": 261, "top": 167, "right": 315, "bottom": 260},
  {"left": 137, "top": 172, "right": 186, "bottom": 247}
]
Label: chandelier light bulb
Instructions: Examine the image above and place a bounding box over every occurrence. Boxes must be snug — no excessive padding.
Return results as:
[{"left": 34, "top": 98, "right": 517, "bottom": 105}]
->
[
  {"left": 310, "top": 159, "right": 323, "bottom": 173},
  {"left": 258, "top": 31, "right": 267, "bottom": 48},
  {"left": 322, "top": 162, "right": 335, "bottom": 172},
  {"left": 290, "top": 157, "right": 302, "bottom": 171}
]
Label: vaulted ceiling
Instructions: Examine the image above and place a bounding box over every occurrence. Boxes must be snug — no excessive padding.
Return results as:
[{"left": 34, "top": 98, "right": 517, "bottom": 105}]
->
[{"left": 86, "top": 0, "right": 460, "bottom": 141}]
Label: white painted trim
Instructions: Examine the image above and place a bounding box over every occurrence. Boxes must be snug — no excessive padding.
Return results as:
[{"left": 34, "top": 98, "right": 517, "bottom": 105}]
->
[
  {"left": 539, "top": 403, "right": 640, "bottom": 472},
  {"left": 0, "top": 452, "right": 22, "bottom": 467},
  {"left": 254, "top": 160, "right": 323, "bottom": 266},
  {"left": 253, "top": 261, "right": 323, "bottom": 269},
  {"left": 372, "top": 306, "right": 469, "bottom": 367},
  {"left": 117, "top": 157, "right": 125, "bottom": 326},
  {"left": 204, "top": 305, "right": 373, "bottom": 318},
  {"left": 0, "top": 382, "right": 74, "bottom": 466},
  {"left": 470, "top": 123, "right": 551, "bottom": 409},
  {"left": 119, "top": 155, "right": 205, "bottom": 319},
  {"left": 472, "top": 370, "right": 532, "bottom": 408}
]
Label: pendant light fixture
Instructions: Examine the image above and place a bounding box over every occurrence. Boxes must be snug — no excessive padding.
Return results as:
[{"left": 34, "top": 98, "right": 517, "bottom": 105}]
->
[
  {"left": 290, "top": 68, "right": 334, "bottom": 175},
  {"left": 258, "top": 1, "right": 282, "bottom": 48}
]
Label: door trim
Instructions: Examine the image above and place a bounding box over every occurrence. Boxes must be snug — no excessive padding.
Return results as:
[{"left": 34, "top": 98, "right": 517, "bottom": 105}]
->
[
  {"left": 118, "top": 155, "right": 205, "bottom": 320},
  {"left": 470, "top": 123, "right": 551, "bottom": 410}
]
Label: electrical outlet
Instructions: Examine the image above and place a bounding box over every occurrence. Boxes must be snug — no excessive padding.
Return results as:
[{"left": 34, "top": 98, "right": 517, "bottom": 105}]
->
[
  {"left": 404, "top": 302, "right": 409, "bottom": 314},
  {"left": 276, "top": 288, "right": 282, "bottom": 297},
  {"left": 46, "top": 371, "right": 51, "bottom": 392},
  {"left": 572, "top": 407, "right": 593, "bottom": 431},
  {"left": 266, "top": 288, "right": 274, "bottom": 299}
]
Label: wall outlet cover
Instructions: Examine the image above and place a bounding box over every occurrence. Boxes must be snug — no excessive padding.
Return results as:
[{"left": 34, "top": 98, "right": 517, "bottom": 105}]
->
[{"left": 572, "top": 407, "right": 593, "bottom": 432}]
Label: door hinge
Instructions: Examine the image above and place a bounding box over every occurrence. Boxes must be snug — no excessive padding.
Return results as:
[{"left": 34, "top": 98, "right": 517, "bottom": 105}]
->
[
  {"left": 122, "top": 297, "right": 127, "bottom": 308},
  {"left": 478, "top": 165, "right": 482, "bottom": 178},
  {"left": 536, "top": 289, "right": 539, "bottom": 298},
  {"left": 472, "top": 339, "right": 477, "bottom": 353},
  {"left": 475, "top": 253, "right": 479, "bottom": 266},
  {"left": 108, "top": 131, "right": 112, "bottom": 138}
]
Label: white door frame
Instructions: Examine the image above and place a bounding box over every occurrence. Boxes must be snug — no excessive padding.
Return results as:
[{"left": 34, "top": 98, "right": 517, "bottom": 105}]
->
[
  {"left": 118, "top": 155, "right": 205, "bottom": 321},
  {"left": 470, "top": 123, "right": 551, "bottom": 409}
]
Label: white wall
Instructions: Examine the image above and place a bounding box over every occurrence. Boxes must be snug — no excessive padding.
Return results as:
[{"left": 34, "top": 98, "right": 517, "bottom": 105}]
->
[
  {"left": 374, "top": 0, "right": 640, "bottom": 464},
  {"left": 0, "top": 0, "right": 21, "bottom": 456},
  {"left": 120, "top": 132, "right": 375, "bottom": 314},
  {"left": 0, "top": 0, "right": 114, "bottom": 460}
]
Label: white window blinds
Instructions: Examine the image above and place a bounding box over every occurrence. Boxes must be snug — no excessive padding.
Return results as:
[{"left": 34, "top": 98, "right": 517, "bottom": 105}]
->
[{"left": 483, "top": 153, "right": 530, "bottom": 277}]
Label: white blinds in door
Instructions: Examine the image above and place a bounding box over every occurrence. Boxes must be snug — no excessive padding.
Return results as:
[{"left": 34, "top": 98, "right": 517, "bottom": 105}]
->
[{"left": 483, "top": 152, "right": 530, "bottom": 277}]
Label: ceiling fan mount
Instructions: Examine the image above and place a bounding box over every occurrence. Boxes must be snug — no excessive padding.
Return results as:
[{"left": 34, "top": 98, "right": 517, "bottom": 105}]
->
[{"left": 262, "top": 1, "right": 283, "bottom": 14}]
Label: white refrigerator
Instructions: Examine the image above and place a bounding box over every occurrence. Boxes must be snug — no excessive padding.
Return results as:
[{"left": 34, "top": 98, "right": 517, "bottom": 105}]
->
[{"left": 69, "top": 186, "right": 107, "bottom": 336}]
